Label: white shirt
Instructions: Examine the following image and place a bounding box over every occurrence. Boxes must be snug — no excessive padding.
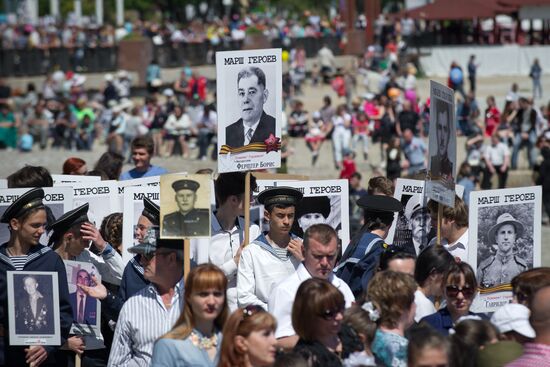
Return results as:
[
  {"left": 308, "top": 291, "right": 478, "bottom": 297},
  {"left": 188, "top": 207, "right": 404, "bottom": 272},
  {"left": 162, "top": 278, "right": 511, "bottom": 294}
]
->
[
  {"left": 268, "top": 263, "right": 355, "bottom": 338},
  {"left": 414, "top": 289, "right": 436, "bottom": 322},
  {"left": 243, "top": 119, "right": 261, "bottom": 145},
  {"left": 108, "top": 278, "right": 184, "bottom": 367},
  {"left": 191, "top": 214, "right": 260, "bottom": 311},
  {"left": 237, "top": 236, "right": 301, "bottom": 309},
  {"left": 428, "top": 229, "right": 469, "bottom": 262},
  {"left": 484, "top": 142, "right": 509, "bottom": 166}
]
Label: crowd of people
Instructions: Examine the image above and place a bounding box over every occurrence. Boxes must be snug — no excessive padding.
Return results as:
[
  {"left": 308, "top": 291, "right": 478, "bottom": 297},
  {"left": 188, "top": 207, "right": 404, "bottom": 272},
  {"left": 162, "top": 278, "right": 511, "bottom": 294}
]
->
[
  {"left": 1, "top": 160, "right": 550, "bottom": 367},
  {"left": 0, "top": 11, "right": 347, "bottom": 51}
]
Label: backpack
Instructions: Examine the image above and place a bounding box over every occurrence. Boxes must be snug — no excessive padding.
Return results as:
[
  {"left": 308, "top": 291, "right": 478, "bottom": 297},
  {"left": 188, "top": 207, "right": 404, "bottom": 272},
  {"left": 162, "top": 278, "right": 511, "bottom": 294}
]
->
[{"left": 335, "top": 231, "right": 386, "bottom": 297}]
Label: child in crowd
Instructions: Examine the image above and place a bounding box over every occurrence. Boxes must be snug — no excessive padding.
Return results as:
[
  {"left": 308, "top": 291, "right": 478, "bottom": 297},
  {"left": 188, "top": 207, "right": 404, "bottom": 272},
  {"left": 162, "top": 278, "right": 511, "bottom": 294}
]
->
[{"left": 367, "top": 271, "right": 417, "bottom": 367}]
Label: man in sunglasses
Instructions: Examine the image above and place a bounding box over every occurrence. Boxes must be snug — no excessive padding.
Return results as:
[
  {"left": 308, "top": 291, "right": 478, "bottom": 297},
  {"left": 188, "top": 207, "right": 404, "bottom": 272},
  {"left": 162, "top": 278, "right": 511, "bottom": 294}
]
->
[
  {"left": 268, "top": 224, "right": 354, "bottom": 349},
  {"left": 108, "top": 227, "right": 184, "bottom": 367},
  {"left": 477, "top": 213, "right": 528, "bottom": 289},
  {"left": 237, "top": 187, "right": 303, "bottom": 309},
  {"left": 335, "top": 195, "right": 403, "bottom": 297}
]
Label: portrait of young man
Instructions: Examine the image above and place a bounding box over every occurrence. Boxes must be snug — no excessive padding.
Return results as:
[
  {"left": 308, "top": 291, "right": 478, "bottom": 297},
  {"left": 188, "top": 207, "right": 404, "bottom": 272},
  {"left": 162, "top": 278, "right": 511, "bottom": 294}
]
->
[
  {"left": 162, "top": 179, "right": 209, "bottom": 238},
  {"left": 225, "top": 66, "right": 276, "bottom": 148},
  {"left": 430, "top": 98, "right": 454, "bottom": 181}
]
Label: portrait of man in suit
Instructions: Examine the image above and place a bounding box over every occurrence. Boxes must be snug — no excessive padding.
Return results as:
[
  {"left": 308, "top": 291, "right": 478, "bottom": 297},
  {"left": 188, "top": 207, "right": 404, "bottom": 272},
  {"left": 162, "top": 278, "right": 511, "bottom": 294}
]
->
[
  {"left": 225, "top": 66, "right": 276, "bottom": 148},
  {"left": 69, "top": 269, "right": 97, "bottom": 325},
  {"left": 430, "top": 98, "right": 454, "bottom": 181}
]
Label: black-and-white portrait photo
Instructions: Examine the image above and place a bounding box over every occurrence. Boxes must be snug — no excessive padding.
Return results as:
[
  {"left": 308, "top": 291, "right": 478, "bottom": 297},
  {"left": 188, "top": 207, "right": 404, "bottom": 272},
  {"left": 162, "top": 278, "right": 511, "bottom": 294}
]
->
[
  {"left": 390, "top": 194, "right": 433, "bottom": 255},
  {"left": 476, "top": 206, "right": 532, "bottom": 288},
  {"left": 15, "top": 274, "right": 55, "bottom": 335},
  {"left": 8, "top": 271, "right": 61, "bottom": 345},
  {"left": 216, "top": 48, "right": 282, "bottom": 173},
  {"left": 160, "top": 174, "right": 211, "bottom": 239},
  {"left": 225, "top": 66, "right": 276, "bottom": 148},
  {"left": 430, "top": 98, "right": 454, "bottom": 180},
  {"left": 468, "top": 186, "right": 541, "bottom": 313},
  {"left": 426, "top": 81, "right": 456, "bottom": 208}
]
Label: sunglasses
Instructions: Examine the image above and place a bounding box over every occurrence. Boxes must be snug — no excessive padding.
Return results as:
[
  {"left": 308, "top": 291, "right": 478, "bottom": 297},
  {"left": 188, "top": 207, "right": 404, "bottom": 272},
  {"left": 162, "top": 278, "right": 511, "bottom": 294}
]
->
[
  {"left": 445, "top": 285, "right": 475, "bottom": 299},
  {"left": 318, "top": 306, "right": 345, "bottom": 321}
]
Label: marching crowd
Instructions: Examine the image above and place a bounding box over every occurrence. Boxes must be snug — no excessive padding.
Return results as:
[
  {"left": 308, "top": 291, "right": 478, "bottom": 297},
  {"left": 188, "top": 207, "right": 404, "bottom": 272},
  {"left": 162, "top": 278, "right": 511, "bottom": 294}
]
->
[{"left": 1, "top": 153, "right": 550, "bottom": 367}]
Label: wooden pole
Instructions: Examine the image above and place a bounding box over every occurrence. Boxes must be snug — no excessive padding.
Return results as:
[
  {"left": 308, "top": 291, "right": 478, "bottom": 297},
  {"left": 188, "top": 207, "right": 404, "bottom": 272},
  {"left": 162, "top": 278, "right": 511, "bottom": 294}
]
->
[
  {"left": 244, "top": 172, "right": 251, "bottom": 247},
  {"left": 436, "top": 203, "right": 443, "bottom": 246},
  {"left": 75, "top": 354, "right": 81, "bottom": 367},
  {"left": 183, "top": 239, "right": 190, "bottom": 280}
]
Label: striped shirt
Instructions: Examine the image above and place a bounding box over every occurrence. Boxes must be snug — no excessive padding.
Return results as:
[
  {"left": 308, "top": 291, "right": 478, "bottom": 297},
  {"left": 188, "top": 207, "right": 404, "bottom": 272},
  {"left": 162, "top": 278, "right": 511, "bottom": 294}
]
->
[
  {"left": 9, "top": 255, "right": 28, "bottom": 270},
  {"left": 505, "top": 343, "right": 550, "bottom": 367},
  {"left": 107, "top": 277, "right": 185, "bottom": 367}
]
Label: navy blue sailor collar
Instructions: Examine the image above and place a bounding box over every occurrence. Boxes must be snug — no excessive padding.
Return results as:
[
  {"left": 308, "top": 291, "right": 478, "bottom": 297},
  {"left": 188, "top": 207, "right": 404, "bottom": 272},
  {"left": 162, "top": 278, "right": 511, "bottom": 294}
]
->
[{"left": 0, "top": 242, "right": 52, "bottom": 269}]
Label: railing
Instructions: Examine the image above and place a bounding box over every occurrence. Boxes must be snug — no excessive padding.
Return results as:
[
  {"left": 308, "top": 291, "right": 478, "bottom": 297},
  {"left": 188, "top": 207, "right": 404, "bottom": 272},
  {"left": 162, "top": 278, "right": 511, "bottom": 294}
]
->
[
  {"left": 0, "top": 47, "right": 118, "bottom": 77},
  {"left": 0, "top": 35, "right": 343, "bottom": 77}
]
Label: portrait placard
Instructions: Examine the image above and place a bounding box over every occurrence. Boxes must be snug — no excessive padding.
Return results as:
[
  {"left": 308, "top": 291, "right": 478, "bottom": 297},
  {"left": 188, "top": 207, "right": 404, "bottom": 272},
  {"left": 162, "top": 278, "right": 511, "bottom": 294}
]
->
[
  {"left": 122, "top": 186, "right": 160, "bottom": 264},
  {"left": 7, "top": 271, "right": 61, "bottom": 346},
  {"left": 426, "top": 80, "right": 456, "bottom": 207},
  {"left": 63, "top": 260, "right": 102, "bottom": 335},
  {"left": 117, "top": 176, "right": 161, "bottom": 208},
  {"left": 56, "top": 181, "right": 120, "bottom": 229},
  {"left": 468, "top": 186, "right": 542, "bottom": 313},
  {"left": 216, "top": 48, "right": 282, "bottom": 173},
  {"left": 255, "top": 179, "right": 350, "bottom": 251},
  {"left": 52, "top": 174, "right": 101, "bottom": 184},
  {"left": 160, "top": 174, "right": 211, "bottom": 239},
  {"left": 0, "top": 187, "right": 74, "bottom": 246},
  {"left": 387, "top": 179, "right": 464, "bottom": 255}
]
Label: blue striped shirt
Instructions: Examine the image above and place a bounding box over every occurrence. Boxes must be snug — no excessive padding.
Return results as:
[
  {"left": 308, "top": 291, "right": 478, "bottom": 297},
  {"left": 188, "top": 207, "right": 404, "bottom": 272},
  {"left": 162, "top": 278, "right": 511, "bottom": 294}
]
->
[{"left": 107, "top": 278, "right": 184, "bottom": 367}]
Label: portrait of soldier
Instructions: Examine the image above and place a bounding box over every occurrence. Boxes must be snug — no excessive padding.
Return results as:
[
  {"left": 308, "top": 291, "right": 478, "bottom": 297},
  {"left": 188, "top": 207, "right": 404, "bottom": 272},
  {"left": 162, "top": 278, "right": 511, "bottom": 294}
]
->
[
  {"left": 430, "top": 98, "right": 454, "bottom": 180},
  {"left": 15, "top": 275, "right": 54, "bottom": 335},
  {"left": 69, "top": 269, "right": 97, "bottom": 325},
  {"left": 162, "top": 179, "right": 209, "bottom": 238},
  {"left": 293, "top": 196, "right": 332, "bottom": 238},
  {"left": 225, "top": 66, "right": 276, "bottom": 148},
  {"left": 477, "top": 213, "right": 528, "bottom": 288}
]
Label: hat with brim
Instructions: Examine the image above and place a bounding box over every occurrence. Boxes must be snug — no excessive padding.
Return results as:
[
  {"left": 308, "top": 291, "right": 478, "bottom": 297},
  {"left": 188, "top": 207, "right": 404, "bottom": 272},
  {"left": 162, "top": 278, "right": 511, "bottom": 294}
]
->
[
  {"left": 129, "top": 226, "right": 183, "bottom": 256},
  {"left": 47, "top": 203, "right": 89, "bottom": 245},
  {"left": 490, "top": 303, "right": 535, "bottom": 339},
  {"left": 257, "top": 187, "right": 303, "bottom": 207},
  {"left": 142, "top": 197, "right": 160, "bottom": 226},
  {"left": 0, "top": 188, "right": 45, "bottom": 223},
  {"left": 356, "top": 195, "right": 403, "bottom": 213},
  {"left": 296, "top": 196, "right": 331, "bottom": 219},
  {"left": 488, "top": 213, "right": 524, "bottom": 244}
]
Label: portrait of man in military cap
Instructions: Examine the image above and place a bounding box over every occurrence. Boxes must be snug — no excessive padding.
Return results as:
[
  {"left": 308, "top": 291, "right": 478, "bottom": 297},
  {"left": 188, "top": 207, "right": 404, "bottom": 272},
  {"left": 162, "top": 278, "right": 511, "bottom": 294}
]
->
[
  {"left": 160, "top": 175, "right": 211, "bottom": 239},
  {"left": 477, "top": 212, "right": 528, "bottom": 288}
]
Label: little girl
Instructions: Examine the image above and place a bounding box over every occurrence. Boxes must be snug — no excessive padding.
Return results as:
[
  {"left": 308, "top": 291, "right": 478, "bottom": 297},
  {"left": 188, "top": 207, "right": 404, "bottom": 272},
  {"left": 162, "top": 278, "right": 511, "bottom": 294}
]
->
[{"left": 367, "top": 271, "right": 417, "bottom": 367}]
